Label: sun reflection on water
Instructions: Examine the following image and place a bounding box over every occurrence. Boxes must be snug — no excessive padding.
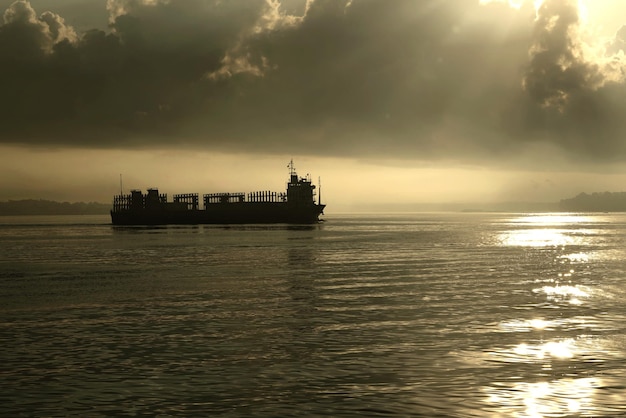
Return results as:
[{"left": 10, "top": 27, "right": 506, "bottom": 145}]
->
[
  {"left": 499, "top": 318, "right": 551, "bottom": 332},
  {"left": 499, "top": 213, "right": 594, "bottom": 248},
  {"left": 513, "top": 339, "right": 575, "bottom": 360},
  {"left": 508, "top": 214, "right": 594, "bottom": 226},
  {"left": 486, "top": 214, "right": 610, "bottom": 415},
  {"left": 484, "top": 377, "right": 600, "bottom": 417},
  {"left": 558, "top": 252, "right": 589, "bottom": 263},
  {"left": 534, "top": 284, "right": 591, "bottom": 305},
  {"left": 487, "top": 338, "right": 580, "bottom": 364},
  {"left": 498, "top": 316, "right": 598, "bottom": 333},
  {"left": 500, "top": 228, "right": 574, "bottom": 247}
]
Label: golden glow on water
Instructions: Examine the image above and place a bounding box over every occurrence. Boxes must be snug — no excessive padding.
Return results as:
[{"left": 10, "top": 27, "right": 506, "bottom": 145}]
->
[
  {"left": 499, "top": 214, "right": 594, "bottom": 247},
  {"left": 513, "top": 339, "right": 575, "bottom": 360},
  {"left": 509, "top": 214, "right": 593, "bottom": 226},
  {"left": 534, "top": 284, "right": 591, "bottom": 305},
  {"left": 499, "top": 318, "right": 551, "bottom": 332},
  {"left": 501, "top": 228, "right": 573, "bottom": 247},
  {"left": 499, "top": 316, "right": 597, "bottom": 333},
  {"left": 558, "top": 252, "right": 589, "bottom": 262},
  {"left": 4, "top": 213, "right": 626, "bottom": 416},
  {"left": 482, "top": 213, "right": 621, "bottom": 415},
  {"left": 486, "top": 338, "right": 580, "bottom": 364},
  {"left": 485, "top": 377, "right": 600, "bottom": 417},
  {"left": 528, "top": 318, "right": 547, "bottom": 330}
]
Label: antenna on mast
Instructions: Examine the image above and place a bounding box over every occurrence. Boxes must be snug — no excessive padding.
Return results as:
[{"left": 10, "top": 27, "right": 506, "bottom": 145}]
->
[{"left": 288, "top": 159, "right": 296, "bottom": 176}]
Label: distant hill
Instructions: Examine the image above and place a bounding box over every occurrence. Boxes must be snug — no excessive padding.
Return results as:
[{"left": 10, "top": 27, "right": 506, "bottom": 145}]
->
[
  {"left": 559, "top": 192, "right": 626, "bottom": 212},
  {"left": 0, "top": 199, "right": 110, "bottom": 216}
]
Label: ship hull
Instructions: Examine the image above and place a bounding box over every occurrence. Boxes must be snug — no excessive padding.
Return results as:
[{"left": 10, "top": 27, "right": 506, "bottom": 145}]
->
[{"left": 110, "top": 202, "right": 325, "bottom": 225}]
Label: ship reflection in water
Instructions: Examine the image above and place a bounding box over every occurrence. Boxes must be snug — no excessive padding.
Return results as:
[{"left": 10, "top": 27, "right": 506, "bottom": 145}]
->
[{"left": 481, "top": 213, "right": 625, "bottom": 416}]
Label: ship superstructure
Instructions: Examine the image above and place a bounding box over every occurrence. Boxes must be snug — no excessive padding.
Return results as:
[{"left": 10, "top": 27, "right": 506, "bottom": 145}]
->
[{"left": 111, "top": 161, "right": 325, "bottom": 225}]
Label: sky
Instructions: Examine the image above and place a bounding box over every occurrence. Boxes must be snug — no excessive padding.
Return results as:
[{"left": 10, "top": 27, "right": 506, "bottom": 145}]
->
[{"left": 1, "top": 0, "right": 626, "bottom": 211}]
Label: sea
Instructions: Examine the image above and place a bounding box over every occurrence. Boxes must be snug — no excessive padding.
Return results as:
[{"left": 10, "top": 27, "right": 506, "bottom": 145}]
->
[{"left": 1, "top": 212, "right": 626, "bottom": 417}]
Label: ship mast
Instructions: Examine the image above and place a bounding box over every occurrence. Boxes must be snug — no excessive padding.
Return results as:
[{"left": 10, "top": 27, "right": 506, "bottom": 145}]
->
[
  {"left": 288, "top": 159, "right": 296, "bottom": 176},
  {"left": 318, "top": 176, "right": 321, "bottom": 206}
]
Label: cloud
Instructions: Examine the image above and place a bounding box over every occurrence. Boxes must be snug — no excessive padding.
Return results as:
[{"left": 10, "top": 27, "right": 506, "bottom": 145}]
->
[
  {"left": 0, "top": 0, "right": 625, "bottom": 167},
  {"left": 513, "top": 0, "right": 626, "bottom": 160},
  {"left": 523, "top": 0, "right": 625, "bottom": 107}
]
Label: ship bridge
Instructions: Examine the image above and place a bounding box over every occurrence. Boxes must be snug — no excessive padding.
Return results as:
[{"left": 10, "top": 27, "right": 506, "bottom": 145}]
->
[{"left": 286, "top": 160, "right": 317, "bottom": 206}]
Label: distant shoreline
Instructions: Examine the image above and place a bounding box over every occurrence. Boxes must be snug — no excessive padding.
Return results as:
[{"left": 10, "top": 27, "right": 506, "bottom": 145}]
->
[
  {"left": 0, "top": 200, "right": 110, "bottom": 216},
  {"left": 559, "top": 192, "right": 626, "bottom": 212},
  {"left": 4, "top": 191, "right": 626, "bottom": 215}
]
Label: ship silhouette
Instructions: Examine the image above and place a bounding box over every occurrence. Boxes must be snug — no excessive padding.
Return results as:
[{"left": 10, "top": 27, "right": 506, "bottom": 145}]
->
[{"left": 111, "top": 161, "right": 325, "bottom": 225}]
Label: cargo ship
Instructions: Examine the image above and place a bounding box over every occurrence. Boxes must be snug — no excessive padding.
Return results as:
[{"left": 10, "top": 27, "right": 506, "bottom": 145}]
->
[{"left": 110, "top": 161, "right": 325, "bottom": 225}]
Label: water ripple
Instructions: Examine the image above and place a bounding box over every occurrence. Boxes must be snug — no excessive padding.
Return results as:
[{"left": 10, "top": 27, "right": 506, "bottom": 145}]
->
[{"left": 2, "top": 213, "right": 626, "bottom": 416}]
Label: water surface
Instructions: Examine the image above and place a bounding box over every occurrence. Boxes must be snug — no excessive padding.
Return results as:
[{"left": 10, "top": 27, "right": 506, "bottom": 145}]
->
[{"left": 1, "top": 213, "right": 625, "bottom": 416}]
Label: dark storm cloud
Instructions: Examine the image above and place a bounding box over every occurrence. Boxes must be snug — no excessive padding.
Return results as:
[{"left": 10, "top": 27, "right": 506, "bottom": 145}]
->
[
  {"left": 514, "top": 0, "right": 626, "bottom": 160},
  {"left": 0, "top": 0, "right": 266, "bottom": 143},
  {"left": 1, "top": 0, "right": 625, "bottom": 164},
  {"left": 523, "top": 0, "right": 594, "bottom": 108}
]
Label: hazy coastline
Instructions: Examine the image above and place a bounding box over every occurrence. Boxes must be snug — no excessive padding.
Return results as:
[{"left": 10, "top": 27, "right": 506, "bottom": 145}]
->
[
  {"left": 0, "top": 199, "right": 110, "bottom": 216},
  {"left": 5, "top": 191, "right": 626, "bottom": 215}
]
